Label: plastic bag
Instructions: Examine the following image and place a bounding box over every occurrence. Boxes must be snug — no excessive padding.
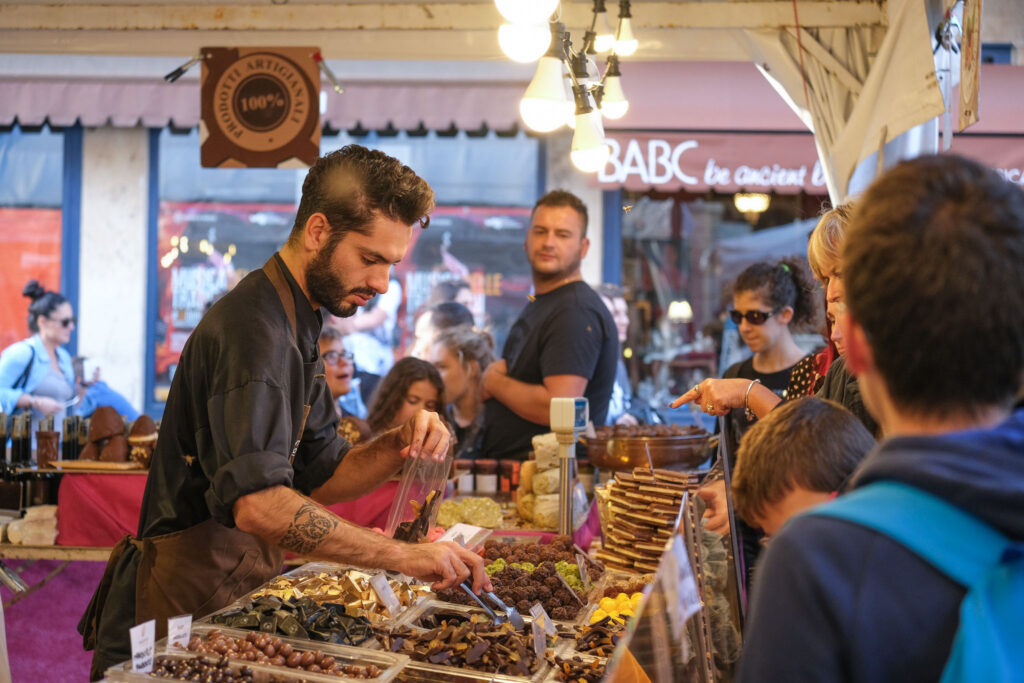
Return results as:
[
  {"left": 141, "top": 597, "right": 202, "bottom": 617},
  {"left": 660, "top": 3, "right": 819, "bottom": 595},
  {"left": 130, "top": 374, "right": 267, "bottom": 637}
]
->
[{"left": 385, "top": 452, "right": 453, "bottom": 542}]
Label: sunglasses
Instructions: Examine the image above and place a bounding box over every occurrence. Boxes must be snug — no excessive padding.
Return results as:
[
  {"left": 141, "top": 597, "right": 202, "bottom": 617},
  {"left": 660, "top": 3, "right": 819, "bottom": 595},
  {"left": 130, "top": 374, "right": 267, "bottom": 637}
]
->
[
  {"left": 322, "top": 350, "right": 354, "bottom": 365},
  {"left": 48, "top": 316, "right": 77, "bottom": 328},
  {"left": 729, "top": 309, "right": 778, "bottom": 326}
]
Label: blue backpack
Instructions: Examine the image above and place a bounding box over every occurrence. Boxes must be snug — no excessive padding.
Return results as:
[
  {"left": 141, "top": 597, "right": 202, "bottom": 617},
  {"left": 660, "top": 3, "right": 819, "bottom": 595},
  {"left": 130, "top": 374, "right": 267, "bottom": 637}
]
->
[{"left": 810, "top": 481, "right": 1024, "bottom": 683}]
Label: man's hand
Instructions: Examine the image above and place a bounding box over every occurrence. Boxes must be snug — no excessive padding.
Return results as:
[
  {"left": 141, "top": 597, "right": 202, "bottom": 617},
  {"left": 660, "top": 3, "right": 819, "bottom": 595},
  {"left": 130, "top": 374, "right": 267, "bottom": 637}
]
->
[
  {"left": 480, "top": 359, "right": 507, "bottom": 401},
  {"left": 397, "top": 409, "right": 451, "bottom": 460},
  {"left": 697, "top": 479, "right": 730, "bottom": 533},
  {"left": 395, "top": 541, "right": 492, "bottom": 593}
]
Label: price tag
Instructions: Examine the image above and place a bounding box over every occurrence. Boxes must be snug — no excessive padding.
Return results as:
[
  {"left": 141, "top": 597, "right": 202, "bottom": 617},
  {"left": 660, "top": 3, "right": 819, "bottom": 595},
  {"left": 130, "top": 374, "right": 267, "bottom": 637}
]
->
[
  {"left": 531, "top": 619, "right": 546, "bottom": 660},
  {"left": 369, "top": 573, "right": 401, "bottom": 617},
  {"left": 129, "top": 619, "right": 156, "bottom": 673},
  {"left": 167, "top": 614, "right": 192, "bottom": 650},
  {"left": 575, "top": 553, "right": 593, "bottom": 593},
  {"left": 529, "top": 603, "right": 557, "bottom": 637},
  {"left": 555, "top": 571, "right": 585, "bottom": 605},
  {"left": 438, "top": 523, "right": 491, "bottom": 550}
]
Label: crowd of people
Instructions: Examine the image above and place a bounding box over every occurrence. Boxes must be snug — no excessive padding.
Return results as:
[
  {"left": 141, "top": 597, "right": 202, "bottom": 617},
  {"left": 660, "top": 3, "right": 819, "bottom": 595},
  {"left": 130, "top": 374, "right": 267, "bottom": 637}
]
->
[{"left": 4, "top": 143, "right": 1018, "bottom": 681}]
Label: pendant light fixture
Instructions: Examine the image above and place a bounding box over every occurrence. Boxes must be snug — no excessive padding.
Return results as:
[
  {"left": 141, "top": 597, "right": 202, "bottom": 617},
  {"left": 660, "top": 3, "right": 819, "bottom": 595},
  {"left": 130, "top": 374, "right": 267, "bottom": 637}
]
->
[
  {"left": 591, "top": 0, "right": 616, "bottom": 53},
  {"left": 600, "top": 54, "right": 629, "bottom": 119},
  {"left": 570, "top": 83, "right": 610, "bottom": 173},
  {"left": 613, "top": 1, "right": 639, "bottom": 57},
  {"left": 520, "top": 23, "right": 570, "bottom": 132}
]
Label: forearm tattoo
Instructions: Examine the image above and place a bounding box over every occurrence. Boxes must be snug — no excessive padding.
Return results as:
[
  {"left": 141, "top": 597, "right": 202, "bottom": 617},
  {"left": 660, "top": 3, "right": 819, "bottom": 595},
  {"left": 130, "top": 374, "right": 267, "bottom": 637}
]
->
[{"left": 279, "top": 502, "right": 338, "bottom": 555}]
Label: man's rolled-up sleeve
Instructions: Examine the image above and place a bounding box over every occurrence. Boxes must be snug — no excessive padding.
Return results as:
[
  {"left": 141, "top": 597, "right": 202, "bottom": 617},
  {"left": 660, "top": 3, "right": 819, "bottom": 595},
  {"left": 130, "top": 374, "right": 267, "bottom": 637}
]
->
[
  {"left": 203, "top": 381, "right": 296, "bottom": 527},
  {"left": 292, "top": 378, "right": 350, "bottom": 494}
]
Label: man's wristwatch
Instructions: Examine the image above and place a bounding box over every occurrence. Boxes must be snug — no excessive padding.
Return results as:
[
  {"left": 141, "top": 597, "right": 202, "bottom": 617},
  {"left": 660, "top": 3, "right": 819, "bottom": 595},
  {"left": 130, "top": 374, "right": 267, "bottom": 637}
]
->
[{"left": 744, "top": 379, "right": 761, "bottom": 421}]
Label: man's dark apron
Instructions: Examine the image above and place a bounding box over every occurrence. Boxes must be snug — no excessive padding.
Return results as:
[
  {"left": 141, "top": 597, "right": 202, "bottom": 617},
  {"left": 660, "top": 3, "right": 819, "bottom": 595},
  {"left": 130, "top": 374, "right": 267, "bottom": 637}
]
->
[{"left": 80, "top": 257, "right": 316, "bottom": 680}]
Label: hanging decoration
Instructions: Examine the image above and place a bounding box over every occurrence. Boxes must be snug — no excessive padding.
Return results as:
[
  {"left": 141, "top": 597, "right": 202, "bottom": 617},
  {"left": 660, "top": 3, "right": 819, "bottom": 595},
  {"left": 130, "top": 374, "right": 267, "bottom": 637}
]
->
[
  {"left": 199, "top": 46, "right": 322, "bottom": 168},
  {"left": 496, "top": 0, "right": 640, "bottom": 173}
]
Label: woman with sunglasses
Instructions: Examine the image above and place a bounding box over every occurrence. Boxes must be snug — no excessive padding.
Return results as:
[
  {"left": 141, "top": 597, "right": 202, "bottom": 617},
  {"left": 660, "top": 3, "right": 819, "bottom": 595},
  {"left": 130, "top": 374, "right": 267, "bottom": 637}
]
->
[{"left": 0, "top": 281, "right": 79, "bottom": 445}]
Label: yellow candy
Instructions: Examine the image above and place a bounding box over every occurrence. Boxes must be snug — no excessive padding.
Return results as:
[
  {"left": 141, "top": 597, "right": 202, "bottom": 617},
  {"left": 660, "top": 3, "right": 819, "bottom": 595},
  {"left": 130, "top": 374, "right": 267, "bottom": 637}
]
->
[
  {"left": 615, "top": 593, "right": 629, "bottom": 602},
  {"left": 590, "top": 609, "right": 608, "bottom": 624},
  {"left": 619, "top": 607, "right": 634, "bottom": 618},
  {"left": 599, "top": 597, "right": 617, "bottom": 612},
  {"left": 630, "top": 594, "right": 642, "bottom": 607}
]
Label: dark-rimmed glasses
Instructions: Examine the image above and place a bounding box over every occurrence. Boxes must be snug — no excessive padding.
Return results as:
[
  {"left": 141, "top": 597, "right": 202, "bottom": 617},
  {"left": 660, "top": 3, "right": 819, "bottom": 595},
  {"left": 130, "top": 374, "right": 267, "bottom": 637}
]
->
[
  {"left": 322, "top": 350, "right": 354, "bottom": 365},
  {"left": 48, "top": 316, "right": 76, "bottom": 328},
  {"left": 729, "top": 309, "right": 778, "bottom": 326}
]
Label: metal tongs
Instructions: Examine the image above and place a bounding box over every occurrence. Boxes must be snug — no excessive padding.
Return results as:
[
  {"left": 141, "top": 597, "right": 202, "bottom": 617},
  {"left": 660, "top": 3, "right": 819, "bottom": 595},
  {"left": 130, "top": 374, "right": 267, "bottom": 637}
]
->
[{"left": 459, "top": 582, "right": 526, "bottom": 629}]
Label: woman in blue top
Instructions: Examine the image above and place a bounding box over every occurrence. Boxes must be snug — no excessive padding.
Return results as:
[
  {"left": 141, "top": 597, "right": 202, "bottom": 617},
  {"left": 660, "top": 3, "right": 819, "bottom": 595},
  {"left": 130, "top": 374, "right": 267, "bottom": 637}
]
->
[{"left": 0, "top": 281, "right": 78, "bottom": 436}]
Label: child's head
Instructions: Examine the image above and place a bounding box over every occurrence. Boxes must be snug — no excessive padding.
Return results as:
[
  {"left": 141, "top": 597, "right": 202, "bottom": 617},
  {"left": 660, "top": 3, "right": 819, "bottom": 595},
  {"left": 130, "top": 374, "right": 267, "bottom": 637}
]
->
[
  {"left": 732, "top": 397, "right": 874, "bottom": 535},
  {"left": 368, "top": 357, "right": 445, "bottom": 433}
]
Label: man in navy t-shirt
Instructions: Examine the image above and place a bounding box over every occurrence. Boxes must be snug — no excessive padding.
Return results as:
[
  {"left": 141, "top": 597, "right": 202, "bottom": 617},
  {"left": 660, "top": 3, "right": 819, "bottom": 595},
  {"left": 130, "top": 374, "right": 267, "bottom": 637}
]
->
[{"left": 481, "top": 190, "right": 618, "bottom": 460}]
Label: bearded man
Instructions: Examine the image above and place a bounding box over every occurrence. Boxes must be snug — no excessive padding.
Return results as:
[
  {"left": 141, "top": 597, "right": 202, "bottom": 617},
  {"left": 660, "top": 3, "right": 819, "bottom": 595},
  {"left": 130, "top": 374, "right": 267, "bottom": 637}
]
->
[
  {"left": 81, "top": 146, "right": 489, "bottom": 679},
  {"left": 481, "top": 190, "right": 618, "bottom": 460}
]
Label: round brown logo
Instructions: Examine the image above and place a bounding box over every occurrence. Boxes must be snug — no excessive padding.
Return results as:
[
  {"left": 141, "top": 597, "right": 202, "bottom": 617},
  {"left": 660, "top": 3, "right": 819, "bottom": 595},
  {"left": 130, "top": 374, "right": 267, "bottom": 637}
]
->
[{"left": 212, "top": 52, "right": 313, "bottom": 152}]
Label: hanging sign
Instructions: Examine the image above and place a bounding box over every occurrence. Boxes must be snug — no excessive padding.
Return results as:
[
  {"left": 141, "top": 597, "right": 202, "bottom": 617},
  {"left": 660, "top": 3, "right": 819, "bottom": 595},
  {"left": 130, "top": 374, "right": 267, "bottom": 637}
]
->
[
  {"left": 200, "top": 46, "right": 321, "bottom": 168},
  {"left": 958, "top": 0, "right": 981, "bottom": 131}
]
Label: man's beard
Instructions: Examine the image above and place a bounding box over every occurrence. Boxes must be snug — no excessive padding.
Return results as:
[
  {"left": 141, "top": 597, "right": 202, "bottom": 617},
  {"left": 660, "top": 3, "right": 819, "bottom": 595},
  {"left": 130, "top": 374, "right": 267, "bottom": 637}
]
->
[
  {"left": 530, "top": 251, "right": 583, "bottom": 285},
  {"left": 305, "top": 243, "right": 376, "bottom": 318}
]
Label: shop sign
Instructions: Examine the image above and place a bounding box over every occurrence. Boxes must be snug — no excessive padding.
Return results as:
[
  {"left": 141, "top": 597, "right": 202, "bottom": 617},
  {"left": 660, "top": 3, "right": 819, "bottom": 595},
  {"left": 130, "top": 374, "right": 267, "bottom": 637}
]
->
[
  {"left": 596, "top": 132, "right": 827, "bottom": 194},
  {"left": 200, "top": 47, "right": 321, "bottom": 168}
]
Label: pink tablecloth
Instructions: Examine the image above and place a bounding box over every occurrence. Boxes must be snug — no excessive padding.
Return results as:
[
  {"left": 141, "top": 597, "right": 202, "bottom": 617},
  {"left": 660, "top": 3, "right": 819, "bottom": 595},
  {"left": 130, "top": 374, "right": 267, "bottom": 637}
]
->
[
  {"left": 56, "top": 472, "right": 148, "bottom": 546},
  {"left": 53, "top": 472, "right": 401, "bottom": 547}
]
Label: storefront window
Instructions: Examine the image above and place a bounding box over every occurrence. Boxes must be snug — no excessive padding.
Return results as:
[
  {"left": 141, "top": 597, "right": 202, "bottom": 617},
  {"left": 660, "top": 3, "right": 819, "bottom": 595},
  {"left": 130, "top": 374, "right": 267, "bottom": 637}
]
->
[
  {"left": 619, "top": 188, "right": 825, "bottom": 407},
  {"left": 150, "top": 128, "right": 539, "bottom": 411},
  {"left": 0, "top": 126, "right": 64, "bottom": 350}
]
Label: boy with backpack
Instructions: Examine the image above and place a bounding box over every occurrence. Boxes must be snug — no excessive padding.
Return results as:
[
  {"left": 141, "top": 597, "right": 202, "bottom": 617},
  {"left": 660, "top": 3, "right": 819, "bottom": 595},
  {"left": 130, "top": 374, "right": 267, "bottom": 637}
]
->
[{"left": 737, "top": 154, "right": 1024, "bottom": 682}]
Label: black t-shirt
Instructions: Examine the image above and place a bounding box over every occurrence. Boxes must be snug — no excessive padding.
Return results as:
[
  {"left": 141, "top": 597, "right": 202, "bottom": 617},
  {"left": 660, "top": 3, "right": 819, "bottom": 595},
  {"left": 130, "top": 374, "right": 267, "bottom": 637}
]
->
[
  {"left": 482, "top": 281, "right": 618, "bottom": 460},
  {"left": 138, "top": 254, "right": 348, "bottom": 538}
]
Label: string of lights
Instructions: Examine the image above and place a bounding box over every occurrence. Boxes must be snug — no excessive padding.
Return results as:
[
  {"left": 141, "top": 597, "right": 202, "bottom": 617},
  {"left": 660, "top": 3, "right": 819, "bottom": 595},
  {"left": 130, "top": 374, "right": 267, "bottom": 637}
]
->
[{"left": 496, "top": 1, "right": 638, "bottom": 173}]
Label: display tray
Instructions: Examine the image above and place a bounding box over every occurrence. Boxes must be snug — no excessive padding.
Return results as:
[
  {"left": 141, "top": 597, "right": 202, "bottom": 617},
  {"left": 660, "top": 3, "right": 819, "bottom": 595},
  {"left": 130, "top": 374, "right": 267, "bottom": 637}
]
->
[
  {"left": 579, "top": 433, "right": 710, "bottom": 471},
  {"left": 106, "top": 649, "right": 396, "bottom": 682},
  {"left": 397, "top": 599, "right": 577, "bottom": 636},
  {"left": 114, "top": 623, "right": 409, "bottom": 683}
]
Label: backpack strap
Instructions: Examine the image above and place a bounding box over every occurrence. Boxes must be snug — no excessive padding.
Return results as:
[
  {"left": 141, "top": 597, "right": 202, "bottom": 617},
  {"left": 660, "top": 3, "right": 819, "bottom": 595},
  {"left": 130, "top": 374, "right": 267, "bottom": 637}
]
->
[
  {"left": 12, "top": 344, "right": 36, "bottom": 391},
  {"left": 806, "top": 481, "right": 1010, "bottom": 588}
]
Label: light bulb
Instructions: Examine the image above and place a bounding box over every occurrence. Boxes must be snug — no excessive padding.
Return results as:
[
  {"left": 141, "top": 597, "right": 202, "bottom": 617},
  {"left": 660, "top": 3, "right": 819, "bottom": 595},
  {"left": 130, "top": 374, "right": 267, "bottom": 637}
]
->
[
  {"left": 571, "top": 109, "right": 610, "bottom": 173},
  {"left": 601, "top": 74, "right": 629, "bottom": 119},
  {"left": 495, "top": 0, "right": 559, "bottom": 24},
  {"left": 614, "top": 17, "right": 638, "bottom": 56},
  {"left": 498, "top": 23, "right": 551, "bottom": 63},
  {"left": 520, "top": 56, "right": 569, "bottom": 132},
  {"left": 564, "top": 74, "right": 577, "bottom": 129},
  {"left": 594, "top": 10, "right": 616, "bottom": 53}
]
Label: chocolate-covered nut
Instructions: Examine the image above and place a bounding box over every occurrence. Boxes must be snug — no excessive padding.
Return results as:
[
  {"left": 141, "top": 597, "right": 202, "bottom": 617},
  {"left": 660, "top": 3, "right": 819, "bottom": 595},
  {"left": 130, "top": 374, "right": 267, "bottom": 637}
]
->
[
  {"left": 270, "top": 655, "right": 285, "bottom": 667},
  {"left": 263, "top": 644, "right": 275, "bottom": 658},
  {"left": 319, "top": 656, "right": 335, "bottom": 670},
  {"left": 278, "top": 642, "right": 293, "bottom": 657},
  {"left": 308, "top": 664, "right": 323, "bottom": 673},
  {"left": 286, "top": 652, "right": 302, "bottom": 668},
  {"left": 300, "top": 651, "right": 315, "bottom": 667}
]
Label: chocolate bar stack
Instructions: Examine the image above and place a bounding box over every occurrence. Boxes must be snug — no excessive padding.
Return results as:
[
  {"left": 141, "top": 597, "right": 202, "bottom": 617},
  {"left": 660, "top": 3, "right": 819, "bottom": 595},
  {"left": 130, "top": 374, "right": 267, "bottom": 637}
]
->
[{"left": 596, "top": 468, "right": 700, "bottom": 573}]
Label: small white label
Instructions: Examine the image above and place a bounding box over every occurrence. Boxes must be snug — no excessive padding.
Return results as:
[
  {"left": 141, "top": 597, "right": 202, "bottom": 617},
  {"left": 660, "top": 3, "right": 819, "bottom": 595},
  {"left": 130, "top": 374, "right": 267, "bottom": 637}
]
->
[
  {"left": 438, "top": 523, "right": 492, "bottom": 550},
  {"left": 529, "top": 603, "right": 557, "bottom": 636},
  {"left": 576, "top": 553, "right": 592, "bottom": 593},
  {"left": 129, "top": 619, "right": 156, "bottom": 673},
  {"left": 369, "top": 573, "right": 401, "bottom": 616},
  {"left": 531, "top": 618, "right": 546, "bottom": 659},
  {"left": 167, "top": 614, "right": 192, "bottom": 650}
]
